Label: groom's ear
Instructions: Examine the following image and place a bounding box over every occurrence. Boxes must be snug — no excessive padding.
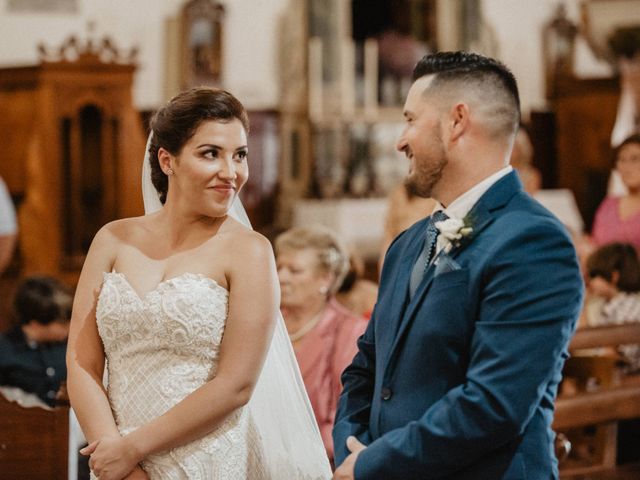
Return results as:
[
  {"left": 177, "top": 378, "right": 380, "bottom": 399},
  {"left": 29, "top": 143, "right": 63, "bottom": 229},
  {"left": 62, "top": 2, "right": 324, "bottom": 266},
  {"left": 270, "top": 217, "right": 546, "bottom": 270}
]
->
[{"left": 447, "top": 102, "right": 470, "bottom": 144}]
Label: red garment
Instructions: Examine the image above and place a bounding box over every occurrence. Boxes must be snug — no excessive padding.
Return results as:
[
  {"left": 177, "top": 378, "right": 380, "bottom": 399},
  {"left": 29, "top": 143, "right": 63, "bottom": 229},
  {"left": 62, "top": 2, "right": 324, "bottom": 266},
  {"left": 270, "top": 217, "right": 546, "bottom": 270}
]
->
[
  {"left": 592, "top": 196, "right": 640, "bottom": 251},
  {"left": 292, "top": 299, "right": 368, "bottom": 463}
]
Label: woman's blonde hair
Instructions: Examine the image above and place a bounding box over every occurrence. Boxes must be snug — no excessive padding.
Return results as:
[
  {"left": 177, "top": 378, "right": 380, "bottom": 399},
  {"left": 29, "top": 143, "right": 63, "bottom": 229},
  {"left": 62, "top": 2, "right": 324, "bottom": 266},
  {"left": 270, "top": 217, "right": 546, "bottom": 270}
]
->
[{"left": 275, "top": 225, "right": 349, "bottom": 294}]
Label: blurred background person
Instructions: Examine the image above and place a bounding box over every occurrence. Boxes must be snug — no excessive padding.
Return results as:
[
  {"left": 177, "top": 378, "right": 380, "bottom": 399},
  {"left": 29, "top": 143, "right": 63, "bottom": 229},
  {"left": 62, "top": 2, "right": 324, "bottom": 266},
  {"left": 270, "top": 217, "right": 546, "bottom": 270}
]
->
[
  {"left": 0, "top": 175, "right": 17, "bottom": 276},
  {"left": 584, "top": 242, "right": 640, "bottom": 466},
  {"left": 0, "top": 275, "right": 72, "bottom": 406},
  {"left": 585, "top": 242, "right": 640, "bottom": 371},
  {"left": 335, "top": 250, "right": 378, "bottom": 319},
  {"left": 510, "top": 126, "right": 542, "bottom": 195},
  {"left": 275, "top": 225, "right": 368, "bottom": 465},
  {"left": 591, "top": 133, "right": 640, "bottom": 252},
  {"left": 379, "top": 183, "right": 437, "bottom": 274}
]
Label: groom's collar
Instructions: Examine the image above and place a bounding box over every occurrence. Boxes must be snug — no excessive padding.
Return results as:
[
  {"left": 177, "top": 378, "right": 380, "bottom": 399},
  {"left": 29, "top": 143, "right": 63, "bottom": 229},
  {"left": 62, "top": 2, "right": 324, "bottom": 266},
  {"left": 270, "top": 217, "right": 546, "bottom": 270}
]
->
[
  {"left": 474, "top": 169, "right": 523, "bottom": 213},
  {"left": 440, "top": 166, "right": 513, "bottom": 220}
]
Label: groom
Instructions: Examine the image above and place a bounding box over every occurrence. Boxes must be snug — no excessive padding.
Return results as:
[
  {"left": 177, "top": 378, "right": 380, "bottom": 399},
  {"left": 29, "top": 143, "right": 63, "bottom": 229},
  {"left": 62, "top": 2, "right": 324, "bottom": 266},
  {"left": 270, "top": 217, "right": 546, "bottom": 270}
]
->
[{"left": 332, "top": 51, "right": 584, "bottom": 479}]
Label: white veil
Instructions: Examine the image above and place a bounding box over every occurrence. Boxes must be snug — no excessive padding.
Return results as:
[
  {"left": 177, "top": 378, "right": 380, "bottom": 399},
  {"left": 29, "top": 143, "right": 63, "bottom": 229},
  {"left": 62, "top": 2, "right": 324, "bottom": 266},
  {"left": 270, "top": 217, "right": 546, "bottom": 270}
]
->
[{"left": 142, "top": 135, "right": 332, "bottom": 479}]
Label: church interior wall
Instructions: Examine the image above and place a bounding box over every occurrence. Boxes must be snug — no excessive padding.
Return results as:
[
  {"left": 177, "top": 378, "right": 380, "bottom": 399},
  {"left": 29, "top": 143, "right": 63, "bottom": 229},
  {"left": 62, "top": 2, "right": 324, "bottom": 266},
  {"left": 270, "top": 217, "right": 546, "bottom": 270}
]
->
[
  {"left": 0, "top": 0, "right": 604, "bottom": 115},
  {"left": 0, "top": 0, "right": 633, "bottom": 286},
  {"left": 0, "top": 0, "right": 287, "bottom": 110}
]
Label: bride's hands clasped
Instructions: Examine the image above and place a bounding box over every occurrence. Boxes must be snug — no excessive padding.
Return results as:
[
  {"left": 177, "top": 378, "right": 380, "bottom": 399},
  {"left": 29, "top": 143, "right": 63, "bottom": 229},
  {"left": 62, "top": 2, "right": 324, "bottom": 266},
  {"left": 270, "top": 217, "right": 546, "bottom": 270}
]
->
[{"left": 81, "top": 435, "right": 146, "bottom": 480}]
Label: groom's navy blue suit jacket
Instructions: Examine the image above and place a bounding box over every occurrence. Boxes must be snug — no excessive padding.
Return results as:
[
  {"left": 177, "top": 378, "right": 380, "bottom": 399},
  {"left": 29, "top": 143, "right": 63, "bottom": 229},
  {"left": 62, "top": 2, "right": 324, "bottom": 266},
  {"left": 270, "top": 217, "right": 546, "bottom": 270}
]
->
[{"left": 333, "top": 172, "right": 584, "bottom": 479}]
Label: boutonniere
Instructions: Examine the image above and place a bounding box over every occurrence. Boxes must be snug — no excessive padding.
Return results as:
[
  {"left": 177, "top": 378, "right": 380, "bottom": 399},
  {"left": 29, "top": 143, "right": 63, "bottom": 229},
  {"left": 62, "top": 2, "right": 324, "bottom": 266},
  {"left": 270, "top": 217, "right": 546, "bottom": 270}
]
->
[{"left": 435, "top": 216, "right": 474, "bottom": 254}]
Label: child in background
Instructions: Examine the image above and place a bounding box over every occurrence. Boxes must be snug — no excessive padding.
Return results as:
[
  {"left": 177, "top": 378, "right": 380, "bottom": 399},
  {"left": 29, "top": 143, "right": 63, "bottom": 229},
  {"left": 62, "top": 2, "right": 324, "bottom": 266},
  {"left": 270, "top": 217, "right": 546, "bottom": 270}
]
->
[
  {"left": 0, "top": 275, "right": 72, "bottom": 406},
  {"left": 586, "top": 243, "right": 640, "bottom": 372}
]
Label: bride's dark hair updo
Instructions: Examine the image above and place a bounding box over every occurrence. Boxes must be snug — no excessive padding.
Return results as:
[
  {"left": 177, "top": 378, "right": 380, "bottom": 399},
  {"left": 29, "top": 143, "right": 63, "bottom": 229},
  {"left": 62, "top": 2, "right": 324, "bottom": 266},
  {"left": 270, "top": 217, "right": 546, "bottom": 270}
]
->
[{"left": 148, "top": 87, "right": 250, "bottom": 204}]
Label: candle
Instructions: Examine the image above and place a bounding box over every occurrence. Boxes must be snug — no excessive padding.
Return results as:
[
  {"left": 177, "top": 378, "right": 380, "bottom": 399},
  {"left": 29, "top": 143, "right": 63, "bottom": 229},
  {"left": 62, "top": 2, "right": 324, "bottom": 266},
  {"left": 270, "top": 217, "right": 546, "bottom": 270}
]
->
[
  {"left": 341, "top": 38, "right": 356, "bottom": 117},
  {"left": 308, "top": 37, "right": 323, "bottom": 121},
  {"left": 364, "top": 38, "right": 379, "bottom": 118}
]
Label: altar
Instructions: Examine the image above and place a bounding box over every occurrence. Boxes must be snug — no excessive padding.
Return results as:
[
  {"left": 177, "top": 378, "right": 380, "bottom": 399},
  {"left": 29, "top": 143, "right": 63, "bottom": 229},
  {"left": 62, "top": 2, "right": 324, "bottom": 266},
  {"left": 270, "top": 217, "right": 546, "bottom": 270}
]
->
[{"left": 292, "top": 198, "right": 388, "bottom": 260}]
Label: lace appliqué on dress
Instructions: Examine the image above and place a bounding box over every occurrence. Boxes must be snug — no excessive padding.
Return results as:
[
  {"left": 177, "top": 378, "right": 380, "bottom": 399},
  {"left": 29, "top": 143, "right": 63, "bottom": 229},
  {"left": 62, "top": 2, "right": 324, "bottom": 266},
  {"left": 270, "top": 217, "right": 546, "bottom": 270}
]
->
[{"left": 96, "top": 272, "right": 268, "bottom": 479}]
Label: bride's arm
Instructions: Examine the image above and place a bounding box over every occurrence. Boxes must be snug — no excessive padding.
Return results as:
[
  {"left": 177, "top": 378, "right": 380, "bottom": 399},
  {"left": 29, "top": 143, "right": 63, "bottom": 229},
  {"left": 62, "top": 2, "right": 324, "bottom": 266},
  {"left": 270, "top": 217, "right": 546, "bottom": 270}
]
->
[
  {"left": 87, "top": 232, "right": 279, "bottom": 480},
  {"left": 67, "top": 226, "right": 150, "bottom": 480},
  {"left": 67, "top": 226, "right": 120, "bottom": 442}
]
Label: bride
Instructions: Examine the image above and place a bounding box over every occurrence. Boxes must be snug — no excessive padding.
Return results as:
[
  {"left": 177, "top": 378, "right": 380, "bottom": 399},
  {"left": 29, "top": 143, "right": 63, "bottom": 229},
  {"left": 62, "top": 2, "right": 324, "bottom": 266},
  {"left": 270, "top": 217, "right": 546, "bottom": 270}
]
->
[{"left": 66, "top": 87, "right": 331, "bottom": 479}]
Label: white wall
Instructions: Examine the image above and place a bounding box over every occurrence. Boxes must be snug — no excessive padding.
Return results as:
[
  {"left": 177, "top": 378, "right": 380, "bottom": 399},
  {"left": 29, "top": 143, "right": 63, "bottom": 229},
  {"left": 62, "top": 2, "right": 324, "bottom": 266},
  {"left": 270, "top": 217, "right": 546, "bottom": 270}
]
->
[
  {"left": 221, "top": 0, "right": 288, "bottom": 109},
  {"left": 0, "top": 0, "right": 614, "bottom": 115},
  {"left": 0, "top": 0, "right": 288, "bottom": 110},
  {"left": 481, "top": 0, "right": 612, "bottom": 117}
]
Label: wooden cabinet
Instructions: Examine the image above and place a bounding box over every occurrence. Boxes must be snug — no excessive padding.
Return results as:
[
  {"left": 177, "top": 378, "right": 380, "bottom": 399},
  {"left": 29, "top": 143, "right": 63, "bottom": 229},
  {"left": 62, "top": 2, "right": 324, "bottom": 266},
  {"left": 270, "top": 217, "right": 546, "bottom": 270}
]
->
[
  {"left": 552, "top": 76, "right": 620, "bottom": 231},
  {"left": 0, "top": 38, "right": 146, "bottom": 282}
]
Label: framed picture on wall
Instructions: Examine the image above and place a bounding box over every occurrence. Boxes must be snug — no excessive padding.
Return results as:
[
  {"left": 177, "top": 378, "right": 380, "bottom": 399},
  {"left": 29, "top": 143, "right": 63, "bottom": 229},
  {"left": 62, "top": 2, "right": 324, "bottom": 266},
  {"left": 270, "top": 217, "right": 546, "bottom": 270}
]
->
[{"left": 180, "top": 0, "right": 225, "bottom": 90}]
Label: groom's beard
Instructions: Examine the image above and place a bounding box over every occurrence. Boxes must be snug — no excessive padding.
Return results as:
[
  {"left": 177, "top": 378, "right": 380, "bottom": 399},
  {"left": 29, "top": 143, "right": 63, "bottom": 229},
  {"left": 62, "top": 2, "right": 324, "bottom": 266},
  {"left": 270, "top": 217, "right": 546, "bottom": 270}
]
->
[{"left": 404, "top": 146, "right": 448, "bottom": 199}]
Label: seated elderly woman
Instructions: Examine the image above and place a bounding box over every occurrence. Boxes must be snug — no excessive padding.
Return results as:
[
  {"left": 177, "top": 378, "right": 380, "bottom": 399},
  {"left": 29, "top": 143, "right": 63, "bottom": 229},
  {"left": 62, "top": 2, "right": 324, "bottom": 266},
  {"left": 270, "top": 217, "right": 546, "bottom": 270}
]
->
[
  {"left": 275, "top": 226, "right": 368, "bottom": 464},
  {"left": 592, "top": 133, "right": 640, "bottom": 251}
]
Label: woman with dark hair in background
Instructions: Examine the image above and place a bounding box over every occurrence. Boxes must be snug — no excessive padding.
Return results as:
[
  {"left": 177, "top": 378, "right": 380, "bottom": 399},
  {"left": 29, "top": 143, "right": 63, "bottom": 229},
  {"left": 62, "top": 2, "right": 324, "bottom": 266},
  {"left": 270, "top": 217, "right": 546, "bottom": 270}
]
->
[{"left": 592, "top": 134, "right": 640, "bottom": 251}]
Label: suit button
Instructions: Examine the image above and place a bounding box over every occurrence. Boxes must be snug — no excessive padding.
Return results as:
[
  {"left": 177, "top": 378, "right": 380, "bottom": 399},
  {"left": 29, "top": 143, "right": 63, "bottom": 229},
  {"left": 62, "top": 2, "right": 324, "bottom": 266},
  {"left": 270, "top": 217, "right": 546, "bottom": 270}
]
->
[{"left": 381, "top": 387, "right": 392, "bottom": 400}]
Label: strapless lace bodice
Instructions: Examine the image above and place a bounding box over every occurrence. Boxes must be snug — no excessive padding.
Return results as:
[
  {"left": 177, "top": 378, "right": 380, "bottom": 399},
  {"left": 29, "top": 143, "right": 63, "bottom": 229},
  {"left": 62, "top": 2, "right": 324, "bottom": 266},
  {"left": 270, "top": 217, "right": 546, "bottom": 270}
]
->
[{"left": 96, "top": 272, "right": 267, "bottom": 479}]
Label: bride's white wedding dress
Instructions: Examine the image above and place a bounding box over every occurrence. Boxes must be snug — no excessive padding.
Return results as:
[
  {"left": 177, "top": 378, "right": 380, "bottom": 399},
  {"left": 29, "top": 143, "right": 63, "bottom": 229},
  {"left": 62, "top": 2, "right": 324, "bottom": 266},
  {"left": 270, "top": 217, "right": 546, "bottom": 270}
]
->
[
  {"left": 96, "top": 271, "right": 269, "bottom": 479},
  {"left": 90, "top": 133, "right": 332, "bottom": 479}
]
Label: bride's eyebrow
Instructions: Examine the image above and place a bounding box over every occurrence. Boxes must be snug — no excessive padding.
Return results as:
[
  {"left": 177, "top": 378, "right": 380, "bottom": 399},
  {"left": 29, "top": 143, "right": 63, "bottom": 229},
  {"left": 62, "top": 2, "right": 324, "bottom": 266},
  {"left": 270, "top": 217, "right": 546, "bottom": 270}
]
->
[{"left": 196, "top": 144, "right": 248, "bottom": 150}]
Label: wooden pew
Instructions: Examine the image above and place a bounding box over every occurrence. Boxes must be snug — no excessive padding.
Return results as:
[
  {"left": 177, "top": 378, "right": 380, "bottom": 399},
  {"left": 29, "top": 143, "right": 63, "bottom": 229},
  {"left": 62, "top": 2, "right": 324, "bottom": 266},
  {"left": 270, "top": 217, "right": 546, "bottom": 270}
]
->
[
  {"left": 554, "top": 324, "right": 640, "bottom": 478},
  {"left": 0, "top": 390, "right": 69, "bottom": 479},
  {"left": 555, "top": 384, "right": 640, "bottom": 431},
  {"left": 568, "top": 324, "right": 640, "bottom": 352}
]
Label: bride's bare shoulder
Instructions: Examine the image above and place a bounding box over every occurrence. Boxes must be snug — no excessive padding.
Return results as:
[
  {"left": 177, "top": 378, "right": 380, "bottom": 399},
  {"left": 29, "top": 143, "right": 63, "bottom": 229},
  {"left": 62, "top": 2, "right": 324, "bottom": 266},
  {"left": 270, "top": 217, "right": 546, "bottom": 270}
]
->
[
  {"left": 95, "top": 215, "right": 150, "bottom": 246},
  {"left": 219, "top": 217, "right": 273, "bottom": 258}
]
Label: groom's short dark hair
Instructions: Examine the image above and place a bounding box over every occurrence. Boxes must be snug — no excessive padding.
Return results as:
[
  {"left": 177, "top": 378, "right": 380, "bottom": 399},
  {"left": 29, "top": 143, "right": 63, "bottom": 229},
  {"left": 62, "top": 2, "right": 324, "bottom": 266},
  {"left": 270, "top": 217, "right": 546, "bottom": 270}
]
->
[{"left": 413, "top": 51, "right": 520, "bottom": 139}]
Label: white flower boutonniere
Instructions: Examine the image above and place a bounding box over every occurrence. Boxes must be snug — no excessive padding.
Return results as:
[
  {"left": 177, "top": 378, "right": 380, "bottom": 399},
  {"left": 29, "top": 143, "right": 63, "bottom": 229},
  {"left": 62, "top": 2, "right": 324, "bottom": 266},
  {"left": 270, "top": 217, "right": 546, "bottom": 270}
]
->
[{"left": 435, "top": 217, "right": 474, "bottom": 254}]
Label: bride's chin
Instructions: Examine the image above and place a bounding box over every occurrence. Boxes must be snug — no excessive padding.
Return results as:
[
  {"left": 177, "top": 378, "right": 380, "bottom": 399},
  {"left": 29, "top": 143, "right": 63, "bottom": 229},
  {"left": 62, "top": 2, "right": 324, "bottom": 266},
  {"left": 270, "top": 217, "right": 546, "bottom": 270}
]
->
[{"left": 204, "top": 200, "right": 235, "bottom": 218}]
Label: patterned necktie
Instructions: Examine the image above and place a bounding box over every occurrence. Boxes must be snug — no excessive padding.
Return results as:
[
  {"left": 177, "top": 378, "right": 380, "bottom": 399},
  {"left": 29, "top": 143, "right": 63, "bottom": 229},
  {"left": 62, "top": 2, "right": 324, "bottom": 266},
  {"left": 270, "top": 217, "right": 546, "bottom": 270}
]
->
[{"left": 409, "top": 210, "right": 448, "bottom": 298}]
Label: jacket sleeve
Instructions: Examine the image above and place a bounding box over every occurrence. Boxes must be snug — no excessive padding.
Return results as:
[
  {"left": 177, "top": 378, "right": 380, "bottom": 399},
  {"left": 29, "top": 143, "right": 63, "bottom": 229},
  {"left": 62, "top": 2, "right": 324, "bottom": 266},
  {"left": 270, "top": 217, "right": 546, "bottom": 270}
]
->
[
  {"left": 332, "top": 226, "right": 416, "bottom": 467},
  {"left": 332, "top": 314, "right": 376, "bottom": 466},
  {"left": 354, "top": 218, "right": 584, "bottom": 479}
]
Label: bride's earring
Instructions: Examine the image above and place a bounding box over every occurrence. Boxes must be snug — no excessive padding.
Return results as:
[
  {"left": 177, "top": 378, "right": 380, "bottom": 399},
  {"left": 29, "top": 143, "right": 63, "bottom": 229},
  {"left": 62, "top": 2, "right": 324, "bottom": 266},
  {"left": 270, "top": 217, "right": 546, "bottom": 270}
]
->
[
  {"left": 318, "top": 285, "right": 329, "bottom": 295},
  {"left": 166, "top": 168, "right": 174, "bottom": 176}
]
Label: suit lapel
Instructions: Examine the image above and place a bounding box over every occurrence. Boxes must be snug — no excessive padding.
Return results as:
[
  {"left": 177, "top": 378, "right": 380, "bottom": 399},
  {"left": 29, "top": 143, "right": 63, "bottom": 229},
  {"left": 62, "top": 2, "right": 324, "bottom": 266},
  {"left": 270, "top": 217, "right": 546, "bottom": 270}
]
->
[
  {"left": 382, "top": 171, "right": 523, "bottom": 374},
  {"left": 387, "top": 226, "right": 425, "bottom": 325},
  {"left": 441, "top": 171, "right": 522, "bottom": 262},
  {"left": 385, "top": 259, "right": 438, "bottom": 367},
  {"left": 379, "top": 220, "right": 427, "bottom": 365}
]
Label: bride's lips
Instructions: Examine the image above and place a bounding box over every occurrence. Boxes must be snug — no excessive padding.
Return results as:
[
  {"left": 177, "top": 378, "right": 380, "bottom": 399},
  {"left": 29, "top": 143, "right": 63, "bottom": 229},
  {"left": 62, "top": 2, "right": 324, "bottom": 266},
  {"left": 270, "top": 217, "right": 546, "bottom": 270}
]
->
[{"left": 209, "top": 184, "right": 236, "bottom": 195}]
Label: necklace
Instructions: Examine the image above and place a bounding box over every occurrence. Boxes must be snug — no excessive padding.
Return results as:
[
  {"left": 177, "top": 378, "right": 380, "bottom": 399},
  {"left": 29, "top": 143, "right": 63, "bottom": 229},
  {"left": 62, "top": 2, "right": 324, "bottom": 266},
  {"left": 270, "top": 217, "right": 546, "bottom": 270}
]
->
[{"left": 288, "top": 309, "right": 325, "bottom": 343}]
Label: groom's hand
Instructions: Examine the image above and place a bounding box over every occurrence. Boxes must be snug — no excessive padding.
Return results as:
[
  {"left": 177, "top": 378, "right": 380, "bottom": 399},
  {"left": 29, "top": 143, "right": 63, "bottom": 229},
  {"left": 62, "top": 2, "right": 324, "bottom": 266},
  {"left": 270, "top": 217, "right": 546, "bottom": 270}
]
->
[{"left": 333, "top": 436, "right": 366, "bottom": 480}]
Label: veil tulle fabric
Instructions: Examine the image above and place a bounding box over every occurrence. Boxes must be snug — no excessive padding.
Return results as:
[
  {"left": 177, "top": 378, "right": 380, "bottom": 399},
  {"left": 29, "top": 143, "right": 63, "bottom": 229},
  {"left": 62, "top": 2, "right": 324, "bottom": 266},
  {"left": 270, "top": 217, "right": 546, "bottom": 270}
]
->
[{"left": 142, "top": 135, "right": 332, "bottom": 479}]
